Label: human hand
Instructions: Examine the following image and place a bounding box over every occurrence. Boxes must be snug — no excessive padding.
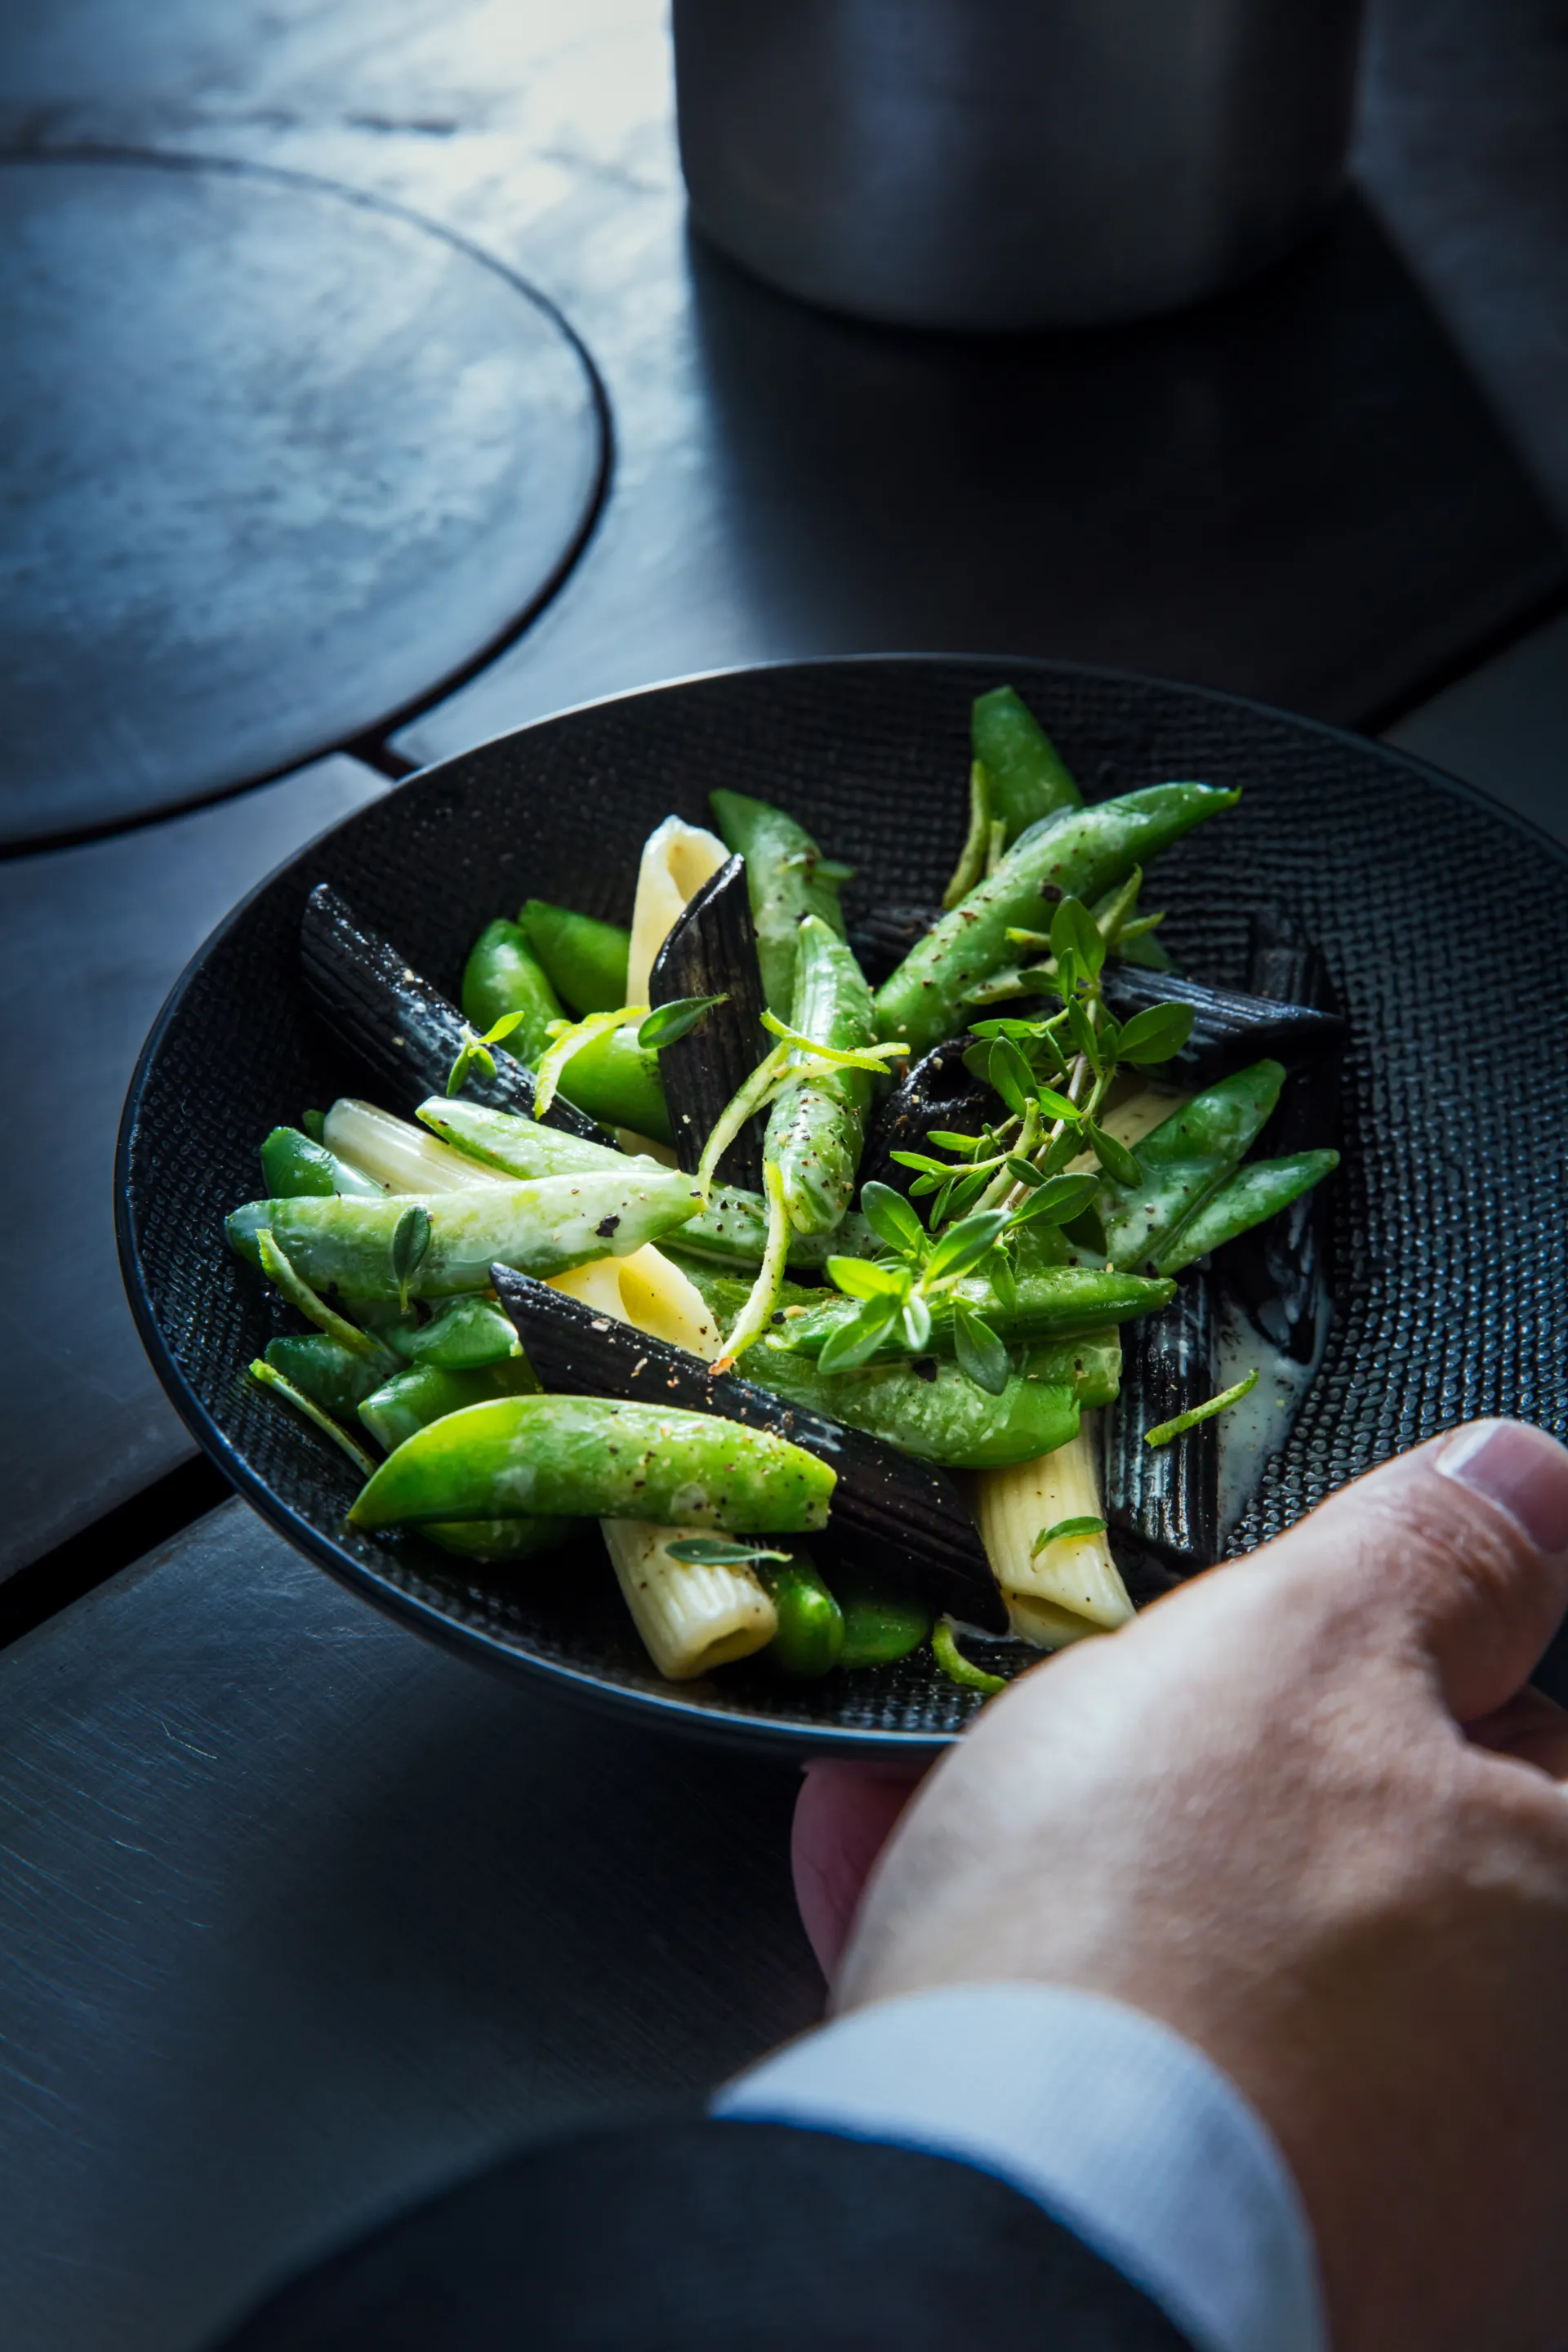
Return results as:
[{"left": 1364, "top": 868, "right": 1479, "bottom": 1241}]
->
[{"left": 810, "top": 1422, "right": 1568, "bottom": 2352}]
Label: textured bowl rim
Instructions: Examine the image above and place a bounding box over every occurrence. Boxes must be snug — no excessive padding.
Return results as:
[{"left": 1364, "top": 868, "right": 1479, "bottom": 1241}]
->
[{"left": 114, "top": 649, "right": 1561, "bottom": 1755}]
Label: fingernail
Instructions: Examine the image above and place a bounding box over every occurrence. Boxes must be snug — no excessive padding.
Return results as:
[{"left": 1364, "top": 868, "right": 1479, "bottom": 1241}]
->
[{"left": 1437, "top": 1420, "right": 1568, "bottom": 1554}]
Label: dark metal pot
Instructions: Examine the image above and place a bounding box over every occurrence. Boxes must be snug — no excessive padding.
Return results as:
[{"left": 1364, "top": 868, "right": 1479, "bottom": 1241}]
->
[{"left": 674, "top": 0, "right": 1365, "bottom": 329}]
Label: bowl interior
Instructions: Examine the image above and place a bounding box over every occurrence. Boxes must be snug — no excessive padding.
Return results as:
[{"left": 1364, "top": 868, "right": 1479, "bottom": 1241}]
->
[{"left": 119, "top": 657, "right": 1568, "bottom": 1750}]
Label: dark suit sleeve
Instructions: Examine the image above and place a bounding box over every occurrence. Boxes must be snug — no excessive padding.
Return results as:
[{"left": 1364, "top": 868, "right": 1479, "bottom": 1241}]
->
[{"left": 213, "top": 2117, "right": 1194, "bottom": 2352}]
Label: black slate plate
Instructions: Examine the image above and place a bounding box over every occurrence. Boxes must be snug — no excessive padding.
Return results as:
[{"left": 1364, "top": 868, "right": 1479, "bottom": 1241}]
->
[{"left": 117, "top": 657, "right": 1568, "bottom": 1753}]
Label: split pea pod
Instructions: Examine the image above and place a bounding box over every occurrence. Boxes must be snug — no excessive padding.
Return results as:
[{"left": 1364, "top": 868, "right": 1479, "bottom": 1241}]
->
[
  {"left": 771, "top": 1266, "right": 1173, "bottom": 1366},
  {"left": 225, "top": 1169, "right": 702, "bottom": 1302},
  {"left": 764, "top": 915, "right": 875, "bottom": 1236},
  {"left": 358, "top": 1356, "right": 541, "bottom": 1453},
  {"left": 760, "top": 1552, "right": 845, "bottom": 1677},
  {"left": 874, "top": 782, "right": 1240, "bottom": 1061},
  {"left": 418, "top": 1097, "right": 882, "bottom": 1272},
  {"left": 709, "top": 789, "right": 849, "bottom": 1016},
  {"left": 349, "top": 1396, "right": 836, "bottom": 1533},
  {"left": 1090, "top": 1062, "right": 1285, "bottom": 1273},
  {"left": 519, "top": 900, "right": 631, "bottom": 1015},
  {"left": 1156, "top": 1148, "right": 1339, "bottom": 1276},
  {"left": 260, "top": 1126, "right": 384, "bottom": 1201},
  {"left": 971, "top": 686, "right": 1081, "bottom": 844}
]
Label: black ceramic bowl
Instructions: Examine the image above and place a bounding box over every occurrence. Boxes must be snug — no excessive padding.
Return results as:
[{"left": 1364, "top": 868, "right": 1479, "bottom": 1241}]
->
[{"left": 118, "top": 657, "right": 1568, "bottom": 1753}]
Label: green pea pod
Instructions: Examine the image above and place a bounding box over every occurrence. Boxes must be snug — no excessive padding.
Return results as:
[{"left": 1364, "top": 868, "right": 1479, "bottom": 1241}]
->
[
  {"left": 225, "top": 1169, "right": 703, "bottom": 1301},
  {"left": 759, "top": 1552, "right": 844, "bottom": 1677},
  {"left": 260, "top": 1125, "right": 384, "bottom": 1201},
  {"left": 1156, "top": 1148, "right": 1339, "bottom": 1276},
  {"left": 348, "top": 1396, "right": 836, "bottom": 1533},
  {"left": 555, "top": 1023, "right": 672, "bottom": 1143},
  {"left": 461, "top": 917, "right": 565, "bottom": 1066},
  {"left": 772, "top": 1267, "right": 1173, "bottom": 1366},
  {"left": 1096, "top": 1062, "right": 1285, "bottom": 1273},
  {"left": 874, "top": 782, "right": 1240, "bottom": 1060},
  {"left": 764, "top": 915, "right": 875, "bottom": 1236},
  {"left": 391, "top": 1294, "right": 520, "bottom": 1371},
  {"left": 264, "top": 1334, "right": 390, "bottom": 1418},
  {"left": 417, "top": 1097, "right": 882, "bottom": 1272},
  {"left": 830, "top": 1563, "right": 933, "bottom": 1668},
  {"left": 691, "top": 1276, "right": 1117, "bottom": 1466},
  {"left": 426, "top": 1517, "right": 574, "bottom": 1562},
  {"left": 519, "top": 900, "right": 631, "bottom": 1015},
  {"left": 971, "top": 686, "right": 1081, "bottom": 843},
  {"left": 358, "top": 1356, "right": 541, "bottom": 1453},
  {"left": 709, "top": 788, "right": 849, "bottom": 1016}
]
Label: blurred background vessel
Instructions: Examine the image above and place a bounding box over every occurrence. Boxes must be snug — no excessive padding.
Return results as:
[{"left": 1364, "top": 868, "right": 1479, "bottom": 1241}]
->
[{"left": 675, "top": 0, "right": 1367, "bottom": 327}]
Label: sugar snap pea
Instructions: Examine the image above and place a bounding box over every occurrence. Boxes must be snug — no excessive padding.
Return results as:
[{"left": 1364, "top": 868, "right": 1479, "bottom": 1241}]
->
[
  {"left": 461, "top": 918, "right": 565, "bottom": 1066},
  {"left": 829, "top": 1562, "right": 933, "bottom": 1667},
  {"left": 358, "top": 1356, "right": 541, "bottom": 1453},
  {"left": 427, "top": 1517, "right": 573, "bottom": 1562},
  {"left": 874, "top": 782, "right": 1240, "bottom": 1061},
  {"left": 387, "top": 1294, "right": 520, "bottom": 1371},
  {"left": 1089, "top": 1062, "right": 1285, "bottom": 1272},
  {"left": 760, "top": 1552, "right": 845, "bottom": 1677},
  {"left": 349, "top": 1396, "right": 836, "bottom": 1533},
  {"left": 226, "top": 1169, "right": 702, "bottom": 1301},
  {"left": 764, "top": 915, "right": 875, "bottom": 1236},
  {"left": 520, "top": 900, "right": 632, "bottom": 1015},
  {"left": 260, "top": 1125, "right": 384, "bottom": 1201},
  {"left": 971, "top": 687, "right": 1081, "bottom": 843},
  {"left": 1156, "top": 1148, "right": 1339, "bottom": 1276},
  {"left": 461, "top": 916, "right": 670, "bottom": 1140},
  {"left": 418, "top": 1097, "right": 882, "bottom": 1271},
  {"left": 709, "top": 789, "right": 849, "bottom": 1016},
  {"left": 771, "top": 1266, "right": 1173, "bottom": 1366},
  {"left": 690, "top": 1272, "right": 1118, "bottom": 1466},
  {"left": 263, "top": 1334, "right": 390, "bottom": 1419}
]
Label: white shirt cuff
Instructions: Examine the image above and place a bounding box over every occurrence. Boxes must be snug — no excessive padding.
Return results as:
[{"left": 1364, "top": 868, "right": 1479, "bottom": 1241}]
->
[{"left": 713, "top": 1981, "right": 1325, "bottom": 2352}]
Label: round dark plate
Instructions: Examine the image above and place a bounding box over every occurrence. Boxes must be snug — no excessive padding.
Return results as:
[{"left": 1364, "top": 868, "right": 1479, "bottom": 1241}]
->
[
  {"left": 1, "top": 149, "right": 606, "bottom": 848},
  {"left": 117, "top": 657, "right": 1568, "bottom": 1753}
]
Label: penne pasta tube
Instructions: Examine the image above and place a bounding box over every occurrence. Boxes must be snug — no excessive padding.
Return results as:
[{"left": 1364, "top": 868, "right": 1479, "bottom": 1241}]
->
[
  {"left": 553, "top": 1241, "right": 767, "bottom": 1674},
  {"left": 323, "top": 1098, "right": 505, "bottom": 1195},
  {"left": 625, "top": 815, "right": 729, "bottom": 1001},
  {"left": 601, "top": 1521, "right": 777, "bottom": 1680},
  {"left": 976, "top": 1414, "right": 1134, "bottom": 1650}
]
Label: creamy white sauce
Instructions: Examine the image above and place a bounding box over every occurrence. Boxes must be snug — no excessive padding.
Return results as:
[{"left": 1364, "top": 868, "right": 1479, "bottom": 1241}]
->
[{"left": 1214, "top": 1288, "right": 1330, "bottom": 1543}]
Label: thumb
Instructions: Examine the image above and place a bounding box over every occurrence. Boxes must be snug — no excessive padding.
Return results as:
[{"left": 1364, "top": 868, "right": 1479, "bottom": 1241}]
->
[{"left": 1254, "top": 1419, "right": 1568, "bottom": 1724}]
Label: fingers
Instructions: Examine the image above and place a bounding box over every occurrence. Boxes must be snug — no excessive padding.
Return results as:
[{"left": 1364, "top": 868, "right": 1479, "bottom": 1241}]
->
[
  {"left": 791, "top": 1762, "right": 924, "bottom": 1980},
  {"left": 1467, "top": 1685, "right": 1568, "bottom": 1780},
  {"left": 1250, "top": 1420, "right": 1568, "bottom": 1726}
]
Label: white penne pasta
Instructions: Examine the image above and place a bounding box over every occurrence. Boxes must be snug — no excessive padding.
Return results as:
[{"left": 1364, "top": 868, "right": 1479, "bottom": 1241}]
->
[
  {"left": 976, "top": 1414, "right": 1134, "bottom": 1650},
  {"left": 615, "top": 1246, "right": 722, "bottom": 1360},
  {"left": 545, "top": 1257, "right": 629, "bottom": 1317},
  {"left": 600, "top": 1521, "right": 777, "bottom": 1679},
  {"left": 625, "top": 814, "right": 729, "bottom": 1001},
  {"left": 550, "top": 1240, "right": 753, "bottom": 1675},
  {"left": 323, "top": 1098, "right": 504, "bottom": 1195}
]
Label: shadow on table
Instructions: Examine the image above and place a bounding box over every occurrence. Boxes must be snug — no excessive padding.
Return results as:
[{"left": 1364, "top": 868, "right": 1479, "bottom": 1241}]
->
[{"left": 687, "top": 189, "right": 1565, "bottom": 729}]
